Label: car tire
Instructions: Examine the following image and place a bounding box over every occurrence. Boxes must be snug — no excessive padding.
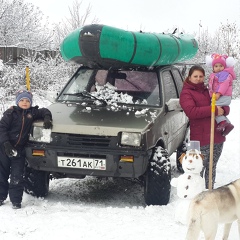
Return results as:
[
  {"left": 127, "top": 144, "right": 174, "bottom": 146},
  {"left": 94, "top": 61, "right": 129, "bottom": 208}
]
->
[
  {"left": 144, "top": 146, "right": 171, "bottom": 205},
  {"left": 24, "top": 166, "right": 50, "bottom": 197}
]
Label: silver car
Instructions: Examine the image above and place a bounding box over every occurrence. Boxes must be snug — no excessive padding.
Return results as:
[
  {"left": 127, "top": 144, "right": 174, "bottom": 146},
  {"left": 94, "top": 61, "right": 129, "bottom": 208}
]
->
[{"left": 24, "top": 65, "right": 189, "bottom": 205}]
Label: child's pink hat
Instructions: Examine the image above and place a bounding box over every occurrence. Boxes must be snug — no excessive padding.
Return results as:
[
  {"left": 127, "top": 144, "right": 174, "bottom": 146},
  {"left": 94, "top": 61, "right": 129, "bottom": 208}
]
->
[
  {"left": 211, "top": 54, "right": 227, "bottom": 68},
  {"left": 205, "top": 53, "right": 236, "bottom": 68}
]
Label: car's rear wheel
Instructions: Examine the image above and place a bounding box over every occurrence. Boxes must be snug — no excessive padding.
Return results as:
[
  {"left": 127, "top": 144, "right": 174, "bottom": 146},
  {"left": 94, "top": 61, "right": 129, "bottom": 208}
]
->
[
  {"left": 24, "top": 166, "right": 50, "bottom": 197},
  {"left": 144, "top": 146, "right": 171, "bottom": 205}
]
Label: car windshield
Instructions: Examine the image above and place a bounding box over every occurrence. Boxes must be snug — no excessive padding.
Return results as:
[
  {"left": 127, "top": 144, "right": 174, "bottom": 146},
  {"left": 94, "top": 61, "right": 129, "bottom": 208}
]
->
[{"left": 57, "top": 68, "right": 161, "bottom": 106}]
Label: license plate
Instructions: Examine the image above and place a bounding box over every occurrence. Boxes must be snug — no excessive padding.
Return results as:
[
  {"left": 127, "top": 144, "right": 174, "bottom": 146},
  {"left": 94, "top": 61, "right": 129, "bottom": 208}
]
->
[{"left": 57, "top": 157, "right": 106, "bottom": 170}]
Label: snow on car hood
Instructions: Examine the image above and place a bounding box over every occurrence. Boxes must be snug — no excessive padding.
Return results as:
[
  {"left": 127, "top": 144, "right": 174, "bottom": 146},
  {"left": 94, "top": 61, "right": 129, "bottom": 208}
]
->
[{"left": 48, "top": 102, "right": 159, "bottom": 136}]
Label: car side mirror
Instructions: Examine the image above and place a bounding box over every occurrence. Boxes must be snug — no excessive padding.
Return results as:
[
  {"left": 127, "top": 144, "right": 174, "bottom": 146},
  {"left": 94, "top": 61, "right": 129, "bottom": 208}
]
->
[{"left": 165, "top": 99, "right": 182, "bottom": 112}]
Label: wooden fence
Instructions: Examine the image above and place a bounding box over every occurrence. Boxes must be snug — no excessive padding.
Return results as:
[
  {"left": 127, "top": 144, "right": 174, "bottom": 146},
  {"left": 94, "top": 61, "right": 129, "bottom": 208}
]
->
[{"left": 0, "top": 47, "right": 58, "bottom": 65}]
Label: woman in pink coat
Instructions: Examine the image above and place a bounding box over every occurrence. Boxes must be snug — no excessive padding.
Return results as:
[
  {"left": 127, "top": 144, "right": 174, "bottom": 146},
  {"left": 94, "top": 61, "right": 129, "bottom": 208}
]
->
[
  {"left": 206, "top": 53, "right": 236, "bottom": 136},
  {"left": 180, "top": 65, "right": 229, "bottom": 189}
]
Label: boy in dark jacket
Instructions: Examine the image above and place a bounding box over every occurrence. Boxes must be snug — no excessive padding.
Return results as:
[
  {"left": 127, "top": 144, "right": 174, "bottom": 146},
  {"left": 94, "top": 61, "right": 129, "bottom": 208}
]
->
[{"left": 0, "top": 90, "right": 52, "bottom": 209}]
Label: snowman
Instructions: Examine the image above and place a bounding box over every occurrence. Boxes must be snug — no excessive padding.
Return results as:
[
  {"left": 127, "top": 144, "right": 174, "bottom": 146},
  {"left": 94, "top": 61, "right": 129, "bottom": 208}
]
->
[{"left": 171, "top": 148, "right": 205, "bottom": 225}]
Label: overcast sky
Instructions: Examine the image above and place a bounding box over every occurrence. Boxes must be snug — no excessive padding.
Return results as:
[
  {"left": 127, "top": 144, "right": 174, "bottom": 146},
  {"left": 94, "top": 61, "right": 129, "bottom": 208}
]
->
[{"left": 26, "top": 0, "right": 240, "bottom": 34}]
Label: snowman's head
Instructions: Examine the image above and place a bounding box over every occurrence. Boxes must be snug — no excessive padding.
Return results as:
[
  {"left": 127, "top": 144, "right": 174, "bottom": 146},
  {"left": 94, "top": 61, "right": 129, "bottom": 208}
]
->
[{"left": 179, "top": 149, "right": 204, "bottom": 174}]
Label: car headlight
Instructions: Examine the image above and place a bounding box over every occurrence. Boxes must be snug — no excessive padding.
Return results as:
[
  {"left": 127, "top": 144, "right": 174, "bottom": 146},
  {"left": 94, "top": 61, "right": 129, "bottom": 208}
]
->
[
  {"left": 29, "top": 126, "right": 52, "bottom": 143},
  {"left": 120, "top": 132, "right": 141, "bottom": 147}
]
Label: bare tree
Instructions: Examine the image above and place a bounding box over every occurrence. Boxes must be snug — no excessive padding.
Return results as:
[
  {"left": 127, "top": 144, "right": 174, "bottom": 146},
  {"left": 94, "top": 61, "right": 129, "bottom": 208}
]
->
[
  {"left": 217, "top": 21, "right": 240, "bottom": 58},
  {"left": 53, "top": 0, "right": 99, "bottom": 47}
]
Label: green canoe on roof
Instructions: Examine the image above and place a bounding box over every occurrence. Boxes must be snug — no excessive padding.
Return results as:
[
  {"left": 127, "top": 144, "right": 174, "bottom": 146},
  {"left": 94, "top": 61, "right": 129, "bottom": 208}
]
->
[{"left": 60, "top": 24, "right": 198, "bottom": 68}]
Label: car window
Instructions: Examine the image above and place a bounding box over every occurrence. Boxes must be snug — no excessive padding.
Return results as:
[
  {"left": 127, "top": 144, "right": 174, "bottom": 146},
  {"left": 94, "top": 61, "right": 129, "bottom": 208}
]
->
[
  {"left": 172, "top": 69, "right": 183, "bottom": 96},
  {"left": 162, "top": 70, "right": 178, "bottom": 102},
  {"left": 114, "top": 70, "right": 160, "bottom": 106},
  {"left": 57, "top": 68, "right": 160, "bottom": 106},
  {"left": 93, "top": 69, "right": 161, "bottom": 106},
  {"left": 57, "top": 69, "right": 95, "bottom": 101}
]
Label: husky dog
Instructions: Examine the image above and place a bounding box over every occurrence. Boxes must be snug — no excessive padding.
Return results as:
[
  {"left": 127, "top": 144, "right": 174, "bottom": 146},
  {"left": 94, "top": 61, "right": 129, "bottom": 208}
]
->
[{"left": 186, "top": 178, "right": 240, "bottom": 240}]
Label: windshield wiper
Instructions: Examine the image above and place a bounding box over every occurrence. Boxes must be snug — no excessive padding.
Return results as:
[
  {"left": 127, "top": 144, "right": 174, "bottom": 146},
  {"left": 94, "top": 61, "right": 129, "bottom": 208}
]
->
[{"left": 63, "top": 91, "right": 107, "bottom": 106}]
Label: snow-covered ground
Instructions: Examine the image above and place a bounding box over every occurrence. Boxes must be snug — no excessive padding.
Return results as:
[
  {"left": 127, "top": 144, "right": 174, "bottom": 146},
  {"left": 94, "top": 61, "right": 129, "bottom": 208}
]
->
[{"left": 0, "top": 97, "right": 239, "bottom": 240}]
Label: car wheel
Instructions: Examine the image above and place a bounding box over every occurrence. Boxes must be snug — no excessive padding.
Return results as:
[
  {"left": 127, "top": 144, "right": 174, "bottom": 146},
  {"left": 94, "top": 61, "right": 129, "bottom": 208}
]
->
[
  {"left": 144, "top": 146, "right": 171, "bottom": 205},
  {"left": 24, "top": 166, "right": 50, "bottom": 197}
]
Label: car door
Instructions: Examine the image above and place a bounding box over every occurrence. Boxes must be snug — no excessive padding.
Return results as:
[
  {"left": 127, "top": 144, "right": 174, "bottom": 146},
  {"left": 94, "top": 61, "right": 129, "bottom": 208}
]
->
[{"left": 160, "top": 67, "right": 188, "bottom": 155}]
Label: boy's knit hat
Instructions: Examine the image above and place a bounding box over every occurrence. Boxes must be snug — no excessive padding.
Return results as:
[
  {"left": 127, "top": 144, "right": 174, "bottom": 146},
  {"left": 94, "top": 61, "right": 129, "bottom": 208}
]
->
[
  {"left": 206, "top": 53, "right": 236, "bottom": 68},
  {"left": 16, "top": 90, "right": 33, "bottom": 106}
]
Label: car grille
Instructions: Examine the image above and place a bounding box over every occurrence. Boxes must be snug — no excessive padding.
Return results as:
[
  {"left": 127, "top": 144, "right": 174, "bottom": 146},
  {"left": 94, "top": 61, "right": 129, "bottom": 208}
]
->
[
  {"left": 52, "top": 133, "right": 113, "bottom": 148},
  {"left": 68, "top": 134, "right": 111, "bottom": 147}
]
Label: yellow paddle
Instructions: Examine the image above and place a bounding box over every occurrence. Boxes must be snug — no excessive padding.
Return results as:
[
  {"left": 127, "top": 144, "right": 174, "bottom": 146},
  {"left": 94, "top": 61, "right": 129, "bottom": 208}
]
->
[{"left": 209, "top": 93, "right": 216, "bottom": 190}]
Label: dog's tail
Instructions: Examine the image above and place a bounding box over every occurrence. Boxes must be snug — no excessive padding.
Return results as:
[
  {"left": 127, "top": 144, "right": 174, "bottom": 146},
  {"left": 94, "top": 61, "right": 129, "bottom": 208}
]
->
[{"left": 185, "top": 200, "right": 202, "bottom": 240}]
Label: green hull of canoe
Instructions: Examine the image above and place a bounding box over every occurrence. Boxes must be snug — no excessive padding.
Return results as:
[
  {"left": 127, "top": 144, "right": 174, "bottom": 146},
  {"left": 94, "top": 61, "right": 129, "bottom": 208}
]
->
[{"left": 60, "top": 24, "right": 198, "bottom": 68}]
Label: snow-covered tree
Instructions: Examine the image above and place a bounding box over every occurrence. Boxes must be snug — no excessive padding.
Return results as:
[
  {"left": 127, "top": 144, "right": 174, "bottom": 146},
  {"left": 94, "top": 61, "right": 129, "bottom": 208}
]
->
[
  {"left": 0, "top": 0, "right": 54, "bottom": 50},
  {"left": 217, "top": 21, "right": 240, "bottom": 58},
  {"left": 0, "top": 54, "right": 78, "bottom": 91},
  {"left": 197, "top": 21, "right": 240, "bottom": 58}
]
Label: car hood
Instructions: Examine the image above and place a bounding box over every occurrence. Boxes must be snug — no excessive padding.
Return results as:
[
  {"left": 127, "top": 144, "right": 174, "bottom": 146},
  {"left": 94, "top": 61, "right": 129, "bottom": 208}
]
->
[{"left": 47, "top": 102, "right": 161, "bottom": 136}]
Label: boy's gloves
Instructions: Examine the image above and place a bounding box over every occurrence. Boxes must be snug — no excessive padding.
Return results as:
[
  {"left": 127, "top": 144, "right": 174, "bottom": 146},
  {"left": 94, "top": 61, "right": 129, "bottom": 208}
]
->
[
  {"left": 43, "top": 115, "right": 53, "bottom": 129},
  {"left": 4, "top": 141, "right": 17, "bottom": 157}
]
